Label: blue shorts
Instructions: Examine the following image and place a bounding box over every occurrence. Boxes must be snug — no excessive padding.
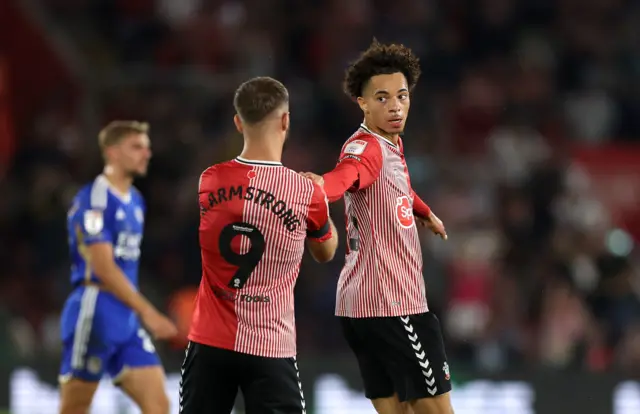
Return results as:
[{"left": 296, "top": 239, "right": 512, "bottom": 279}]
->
[{"left": 59, "top": 286, "right": 161, "bottom": 383}]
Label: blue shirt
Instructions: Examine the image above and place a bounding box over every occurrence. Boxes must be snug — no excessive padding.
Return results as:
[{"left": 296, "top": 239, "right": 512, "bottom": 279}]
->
[{"left": 67, "top": 175, "right": 145, "bottom": 289}]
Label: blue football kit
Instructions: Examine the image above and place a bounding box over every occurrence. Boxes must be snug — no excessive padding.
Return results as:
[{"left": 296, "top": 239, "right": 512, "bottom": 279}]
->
[{"left": 59, "top": 174, "right": 160, "bottom": 383}]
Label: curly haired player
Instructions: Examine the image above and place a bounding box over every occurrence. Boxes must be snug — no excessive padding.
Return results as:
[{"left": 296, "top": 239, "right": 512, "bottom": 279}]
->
[{"left": 301, "top": 41, "right": 454, "bottom": 414}]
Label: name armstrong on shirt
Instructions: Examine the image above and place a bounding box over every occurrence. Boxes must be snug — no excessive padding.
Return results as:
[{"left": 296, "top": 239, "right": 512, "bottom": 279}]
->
[{"left": 200, "top": 185, "right": 302, "bottom": 232}]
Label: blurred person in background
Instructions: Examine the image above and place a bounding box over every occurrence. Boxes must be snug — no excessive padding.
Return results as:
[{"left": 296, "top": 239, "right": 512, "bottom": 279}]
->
[
  {"left": 59, "top": 121, "right": 177, "bottom": 414},
  {"left": 303, "top": 41, "right": 452, "bottom": 414},
  {"left": 167, "top": 286, "right": 198, "bottom": 350}
]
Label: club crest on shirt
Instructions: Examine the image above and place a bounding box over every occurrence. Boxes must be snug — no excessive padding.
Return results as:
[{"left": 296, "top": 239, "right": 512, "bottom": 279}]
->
[
  {"left": 396, "top": 195, "right": 415, "bottom": 228},
  {"left": 343, "top": 139, "right": 368, "bottom": 155},
  {"left": 443, "top": 362, "right": 451, "bottom": 381},
  {"left": 84, "top": 210, "right": 104, "bottom": 235}
]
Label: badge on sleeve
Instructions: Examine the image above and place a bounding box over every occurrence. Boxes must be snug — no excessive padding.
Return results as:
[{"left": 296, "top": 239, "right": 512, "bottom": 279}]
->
[
  {"left": 84, "top": 210, "right": 104, "bottom": 235},
  {"left": 343, "top": 139, "right": 368, "bottom": 155}
]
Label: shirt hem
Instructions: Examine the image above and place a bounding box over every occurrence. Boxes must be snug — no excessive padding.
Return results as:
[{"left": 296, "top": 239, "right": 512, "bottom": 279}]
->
[
  {"left": 187, "top": 333, "right": 297, "bottom": 359},
  {"left": 335, "top": 304, "right": 429, "bottom": 318}
]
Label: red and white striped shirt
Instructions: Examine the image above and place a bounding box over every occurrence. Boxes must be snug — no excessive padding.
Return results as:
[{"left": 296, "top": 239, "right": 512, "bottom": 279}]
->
[
  {"left": 189, "top": 157, "right": 331, "bottom": 358},
  {"left": 323, "top": 125, "right": 431, "bottom": 318}
]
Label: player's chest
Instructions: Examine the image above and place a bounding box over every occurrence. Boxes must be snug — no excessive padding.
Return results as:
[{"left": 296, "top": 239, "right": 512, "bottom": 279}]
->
[
  {"left": 380, "top": 152, "right": 411, "bottom": 194},
  {"left": 112, "top": 204, "right": 144, "bottom": 234},
  {"left": 111, "top": 204, "right": 144, "bottom": 260}
]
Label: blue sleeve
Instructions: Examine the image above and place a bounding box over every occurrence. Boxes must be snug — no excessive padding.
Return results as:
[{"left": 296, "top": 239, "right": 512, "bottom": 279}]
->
[
  {"left": 76, "top": 190, "right": 115, "bottom": 246},
  {"left": 132, "top": 190, "right": 146, "bottom": 225},
  {"left": 136, "top": 190, "right": 146, "bottom": 214}
]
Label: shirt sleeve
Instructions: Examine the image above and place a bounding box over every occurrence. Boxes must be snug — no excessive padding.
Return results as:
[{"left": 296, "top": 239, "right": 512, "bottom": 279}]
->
[
  {"left": 77, "top": 196, "right": 114, "bottom": 245},
  {"left": 135, "top": 190, "right": 146, "bottom": 214},
  {"left": 197, "top": 166, "right": 217, "bottom": 215},
  {"left": 412, "top": 190, "right": 432, "bottom": 219},
  {"left": 322, "top": 135, "right": 384, "bottom": 202},
  {"left": 306, "top": 182, "right": 332, "bottom": 242}
]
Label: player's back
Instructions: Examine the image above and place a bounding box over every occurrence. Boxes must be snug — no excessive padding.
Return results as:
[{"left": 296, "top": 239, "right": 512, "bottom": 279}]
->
[{"left": 190, "top": 157, "right": 320, "bottom": 358}]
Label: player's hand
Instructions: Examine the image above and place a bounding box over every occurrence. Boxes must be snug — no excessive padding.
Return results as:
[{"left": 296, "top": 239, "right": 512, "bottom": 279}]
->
[
  {"left": 417, "top": 212, "right": 448, "bottom": 240},
  {"left": 141, "top": 308, "right": 178, "bottom": 340},
  {"left": 300, "top": 172, "right": 324, "bottom": 187}
]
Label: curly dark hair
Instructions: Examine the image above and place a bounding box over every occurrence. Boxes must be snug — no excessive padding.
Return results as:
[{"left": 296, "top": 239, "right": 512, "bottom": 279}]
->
[{"left": 343, "top": 40, "right": 421, "bottom": 99}]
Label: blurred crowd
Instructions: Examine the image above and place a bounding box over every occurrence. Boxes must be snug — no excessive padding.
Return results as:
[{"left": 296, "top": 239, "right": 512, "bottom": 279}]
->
[{"left": 2, "top": 0, "right": 640, "bottom": 375}]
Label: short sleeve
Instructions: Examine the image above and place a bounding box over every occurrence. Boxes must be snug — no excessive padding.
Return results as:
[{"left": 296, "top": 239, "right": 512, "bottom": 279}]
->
[
  {"left": 412, "top": 190, "right": 432, "bottom": 219},
  {"left": 337, "top": 135, "right": 383, "bottom": 191},
  {"left": 76, "top": 194, "right": 114, "bottom": 245},
  {"left": 134, "top": 190, "right": 146, "bottom": 213},
  {"left": 197, "top": 165, "right": 218, "bottom": 215},
  {"left": 79, "top": 208, "right": 114, "bottom": 245},
  {"left": 306, "top": 183, "right": 332, "bottom": 242}
]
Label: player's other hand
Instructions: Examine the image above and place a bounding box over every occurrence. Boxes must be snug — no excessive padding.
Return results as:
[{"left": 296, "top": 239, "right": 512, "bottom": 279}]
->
[
  {"left": 300, "top": 172, "right": 324, "bottom": 187},
  {"left": 141, "top": 308, "right": 178, "bottom": 340},
  {"left": 417, "top": 212, "right": 448, "bottom": 240}
]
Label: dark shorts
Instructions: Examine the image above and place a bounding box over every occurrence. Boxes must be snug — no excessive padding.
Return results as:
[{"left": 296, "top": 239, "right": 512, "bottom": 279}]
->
[
  {"left": 340, "top": 312, "right": 452, "bottom": 402},
  {"left": 179, "top": 341, "right": 306, "bottom": 414}
]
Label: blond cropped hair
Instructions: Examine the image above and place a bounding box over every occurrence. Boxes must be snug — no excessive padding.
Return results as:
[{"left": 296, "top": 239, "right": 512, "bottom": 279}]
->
[{"left": 98, "top": 120, "right": 149, "bottom": 151}]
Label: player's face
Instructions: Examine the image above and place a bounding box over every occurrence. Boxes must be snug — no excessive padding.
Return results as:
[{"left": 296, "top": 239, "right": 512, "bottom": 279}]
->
[
  {"left": 359, "top": 72, "right": 411, "bottom": 136},
  {"left": 114, "top": 133, "right": 152, "bottom": 177}
]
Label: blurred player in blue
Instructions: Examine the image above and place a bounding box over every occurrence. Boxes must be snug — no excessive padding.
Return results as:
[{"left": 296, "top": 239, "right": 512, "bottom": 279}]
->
[{"left": 59, "top": 121, "right": 178, "bottom": 414}]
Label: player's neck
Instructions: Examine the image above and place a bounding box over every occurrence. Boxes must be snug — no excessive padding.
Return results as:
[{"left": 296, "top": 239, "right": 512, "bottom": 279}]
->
[
  {"left": 103, "top": 166, "right": 133, "bottom": 194},
  {"left": 361, "top": 120, "right": 399, "bottom": 145},
  {"left": 239, "top": 140, "right": 282, "bottom": 164}
]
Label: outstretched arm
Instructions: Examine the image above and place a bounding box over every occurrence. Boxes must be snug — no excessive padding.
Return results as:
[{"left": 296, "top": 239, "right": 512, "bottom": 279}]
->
[
  {"left": 410, "top": 191, "right": 447, "bottom": 240},
  {"left": 412, "top": 190, "right": 431, "bottom": 219},
  {"left": 306, "top": 183, "right": 339, "bottom": 262},
  {"left": 302, "top": 136, "right": 384, "bottom": 202}
]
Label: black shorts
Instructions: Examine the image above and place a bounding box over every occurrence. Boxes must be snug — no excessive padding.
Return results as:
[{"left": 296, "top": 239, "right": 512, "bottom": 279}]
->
[
  {"left": 179, "top": 341, "right": 306, "bottom": 414},
  {"left": 340, "top": 312, "right": 452, "bottom": 402}
]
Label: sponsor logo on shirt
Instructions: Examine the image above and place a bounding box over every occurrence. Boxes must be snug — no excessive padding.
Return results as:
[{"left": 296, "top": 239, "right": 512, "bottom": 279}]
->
[
  {"left": 396, "top": 195, "right": 415, "bottom": 228},
  {"left": 339, "top": 154, "right": 362, "bottom": 163},
  {"left": 114, "top": 232, "right": 142, "bottom": 260},
  {"left": 212, "top": 286, "right": 271, "bottom": 303}
]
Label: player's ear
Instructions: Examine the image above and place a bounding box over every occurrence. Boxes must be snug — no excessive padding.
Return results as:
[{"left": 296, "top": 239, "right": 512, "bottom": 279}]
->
[
  {"left": 281, "top": 111, "right": 290, "bottom": 132},
  {"left": 233, "top": 114, "right": 244, "bottom": 134},
  {"left": 357, "top": 97, "right": 368, "bottom": 114},
  {"left": 103, "top": 145, "right": 116, "bottom": 163}
]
